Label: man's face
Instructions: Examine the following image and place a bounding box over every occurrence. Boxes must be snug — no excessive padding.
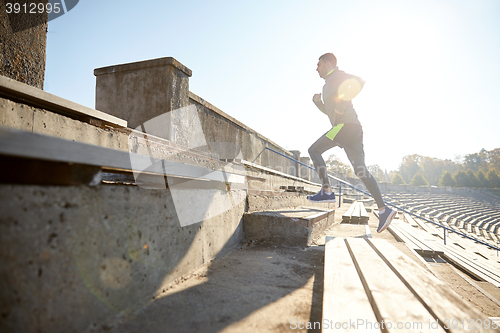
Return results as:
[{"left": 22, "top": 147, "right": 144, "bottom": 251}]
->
[{"left": 316, "top": 60, "right": 329, "bottom": 79}]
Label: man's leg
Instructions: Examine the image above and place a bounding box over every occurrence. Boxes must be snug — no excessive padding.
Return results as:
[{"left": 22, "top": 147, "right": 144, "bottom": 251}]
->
[
  {"left": 346, "top": 150, "right": 385, "bottom": 209},
  {"left": 306, "top": 127, "right": 341, "bottom": 203},
  {"left": 308, "top": 130, "right": 341, "bottom": 190},
  {"left": 308, "top": 125, "right": 344, "bottom": 190},
  {"left": 339, "top": 125, "right": 396, "bottom": 232}
]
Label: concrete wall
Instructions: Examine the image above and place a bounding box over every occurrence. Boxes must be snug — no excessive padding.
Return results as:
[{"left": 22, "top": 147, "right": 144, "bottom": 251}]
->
[
  {"left": 0, "top": 97, "right": 130, "bottom": 152},
  {"left": 0, "top": 184, "right": 246, "bottom": 332},
  {"left": 189, "top": 92, "right": 298, "bottom": 175},
  {"left": 94, "top": 57, "right": 302, "bottom": 179},
  {"left": 0, "top": 1, "right": 48, "bottom": 89},
  {"left": 0, "top": 55, "right": 323, "bottom": 332}
]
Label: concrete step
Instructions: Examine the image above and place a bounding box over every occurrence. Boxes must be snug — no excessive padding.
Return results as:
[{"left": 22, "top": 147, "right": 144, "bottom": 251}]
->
[
  {"left": 243, "top": 206, "right": 335, "bottom": 246},
  {"left": 246, "top": 189, "right": 335, "bottom": 212}
]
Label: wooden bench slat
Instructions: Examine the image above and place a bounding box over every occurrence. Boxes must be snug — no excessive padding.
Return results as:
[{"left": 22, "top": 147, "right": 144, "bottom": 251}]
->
[
  {"left": 443, "top": 229, "right": 499, "bottom": 261},
  {"left": 368, "top": 238, "right": 496, "bottom": 333},
  {"left": 351, "top": 202, "right": 361, "bottom": 223},
  {"left": 393, "top": 221, "right": 445, "bottom": 256},
  {"left": 346, "top": 238, "right": 443, "bottom": 332},
  {"left": 323, "top": 238, "right": 379, "bottom": 332},
  {"left": 342, "top": 202, "right": 357, "bottom": 223},
  {"left": 433, "top": 242, "right": 500, "bottom": 286},
  {"left": 359, "top": 202, "right": 369, "bottom": 223},
  {"left": 403, "top": 213, "right": 419, "bottom": 228},
  {"left": 400, "top": 226, "right": 500, "bottom": 286},
  {"left": 389, "top": 222, "right": 437, "bottom": 256},
  {"left": 412, "top": 217, "right": 441, "bottom": 237}
]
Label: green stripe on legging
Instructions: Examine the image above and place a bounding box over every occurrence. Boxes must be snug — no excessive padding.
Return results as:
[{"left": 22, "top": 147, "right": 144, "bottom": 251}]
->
[{"left": 325, "top": 123, "right": 344, "bottom": 140}]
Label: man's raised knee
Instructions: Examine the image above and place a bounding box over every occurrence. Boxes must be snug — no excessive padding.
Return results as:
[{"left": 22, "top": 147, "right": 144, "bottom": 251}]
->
[{"left": 308, "top": 145, "right": 317, "bottom": 157}]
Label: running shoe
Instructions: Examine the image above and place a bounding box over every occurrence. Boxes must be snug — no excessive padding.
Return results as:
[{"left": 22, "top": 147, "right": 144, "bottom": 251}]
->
[
  {"left": 377, "top": 207, "right": 397, "bottom": 233},
  {"left": 307, "top": 188, "right": 336, "bottom": 203}
]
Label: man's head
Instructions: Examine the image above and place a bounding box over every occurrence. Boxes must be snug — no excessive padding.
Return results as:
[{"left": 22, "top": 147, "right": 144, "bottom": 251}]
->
[{"left": 316, "top": 53, "right": 337, "bottom": 79}]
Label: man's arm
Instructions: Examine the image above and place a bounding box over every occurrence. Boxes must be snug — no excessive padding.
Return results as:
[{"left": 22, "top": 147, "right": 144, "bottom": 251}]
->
[{"left": 312, "top": 93, "right": 326, "bottom": 113}]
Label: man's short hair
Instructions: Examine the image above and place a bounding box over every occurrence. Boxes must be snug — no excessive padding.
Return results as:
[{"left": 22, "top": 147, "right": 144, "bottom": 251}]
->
[{"left": 319, "top": 53, "right": 337, "bottom": 67}]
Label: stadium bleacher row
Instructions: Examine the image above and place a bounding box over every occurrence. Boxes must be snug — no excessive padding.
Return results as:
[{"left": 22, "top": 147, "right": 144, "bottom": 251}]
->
[{"left": 383, "top": 192, "right": 500, "bottom": 244}]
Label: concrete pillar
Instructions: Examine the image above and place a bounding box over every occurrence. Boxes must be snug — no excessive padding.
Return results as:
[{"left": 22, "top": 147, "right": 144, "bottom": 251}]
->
[
  {"left": 289, "top": 150, "right": 301, "bottom": 177},
  {"left": 0, "top": 1, "right": 48, "bottom": 89},
  {"left": 299, "top": 157, "right": 311, "bottom": 181},
  {"left": 94, "top": 57, "right": 192, "bottom": 138}
]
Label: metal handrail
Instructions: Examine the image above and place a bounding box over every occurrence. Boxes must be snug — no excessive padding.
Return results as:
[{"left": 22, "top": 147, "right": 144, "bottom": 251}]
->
[{"left": 263, "top": 147, "right": 500, "bottom": 252}]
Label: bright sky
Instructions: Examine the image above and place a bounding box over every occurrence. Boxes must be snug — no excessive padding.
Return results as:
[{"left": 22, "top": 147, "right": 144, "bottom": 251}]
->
[{"left": 45, "top": 0, "right": 500, "bottom": 172}]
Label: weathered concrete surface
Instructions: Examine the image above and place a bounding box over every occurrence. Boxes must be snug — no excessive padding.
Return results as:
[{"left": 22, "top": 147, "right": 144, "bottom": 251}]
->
[
  {"left": 245, "top": 167, "right": 321, "bottom": 194},
  {"left": 94, "top": 57, "right": 192, "bottom": 132},
  {"left": 247, "top": 191, "right": 332, "bottom": 213},
  {"left": 0, "top": 54, "right": 338, "bottom": 332},
  {"left": 0, "top": 97, "right": 242, "bottom": 174},
  {"left": 94, "top": 57, "right": 301, "bottom": 179},
  {"left": 190, "top": 92, "right": 298, "bottom": 174},
  {"left": 1, "top": 88, "right": 302, "bottom": 185},
  {"left": 243, "top": 206, "right": 336, "bottom": 246},
  {"left": 0, "top": 75, "right": 127, "bottom": 127},
  {"left": 0, "top": 97, "right": 130, "bottom": 151},
  {"left": 0, "top": 184, "right": 245, "bottom": 332},
  {"left": 107, "top": 243, "right": 325, "bottom": 333},
  {"left": 0, "top": 2, "right": 48, "bottom": 89}
]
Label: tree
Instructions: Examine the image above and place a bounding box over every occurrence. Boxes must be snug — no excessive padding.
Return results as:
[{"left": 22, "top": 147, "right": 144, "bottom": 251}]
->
[
  {"left": 453, "top": 170, "right": 468, "bottom": 187},
  {"left": 486, "top": 170, "right": 500, "bottom": 188},
  {"left": 368, "top": 164, "right": 388, "bottom": 182},
  {"left": 476, "top": 170, "right": 488, "bottom": 188},
  {"left": 463, "top": 150, "right": 488, "bottom": 173},
  {"left": 488, "top": 148, "right": 500, "bottom": 173},
  {"left": 397, "top": 154, "right": 459, "bottom": 186},
  {"left": 391, "top": 147, "right": 499, "bottom": 187},
  {"left": 420, "top": 156, "right": 444, "bottom": 186},
  {"left": 391, "top": 173, "right": 406, "bottom": 185},
  {"left": 439, "top": 171, "right": 454, "bottom": 187},
  {"left": 325, "top": 154, "right": 353, "bottom": 177},
  {"left": 399, "top": 154, "right": 422, "bottom": 184},
  {"left": 409, "top": 173, "right": 428, "bottom": 186},
  {"left": 466, "top": 169, "right": 479, "bottom": 188}
]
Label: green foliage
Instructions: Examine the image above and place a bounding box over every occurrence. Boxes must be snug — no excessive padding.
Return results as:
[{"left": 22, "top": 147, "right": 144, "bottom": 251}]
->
[
  {"left": 398, "top": 154, "right": 457, "bottom": 186},
  {"left": 368, "top": 164, "right": 388, "bottom": 182},
  {"left": 394, "top": 147, "right": 500, "bottom": 189},
  {"left": 476, "top": 170, "right": 488, "bottom": 188},
  {"left": 465, "top": 169, "right": 479, "bottom": 188},
  {"left": 409, "top": 173, "right": 429, "bottom": 186},
  {"left": 420, "top": 156, "right": 454, "bottom": 186},
  {"left": 439, "top": 171, "right": 454, "bottom": 187},
  {"left": 399, "top": 154, "right": 422, "bottom": 184},
  {"left": 453, "top": 170, "right": 468, "bottom": 187},
  {"left": 486, "top": 170, "right": 500, "bottom": 188},
  {"left": 391, "top": 173, "right": 406, "bottom": 185},
  {"left": 489, "top": 148, "right": 500, "bottom": 172},
  {"left": 463, "top": 149, "right": 488, "bottom": 173}
]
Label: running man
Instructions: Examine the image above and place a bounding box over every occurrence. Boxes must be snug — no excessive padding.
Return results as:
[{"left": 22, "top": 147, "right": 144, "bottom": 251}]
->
[{"left": 306, "top": 53, "right": 396, "bottom": 233}]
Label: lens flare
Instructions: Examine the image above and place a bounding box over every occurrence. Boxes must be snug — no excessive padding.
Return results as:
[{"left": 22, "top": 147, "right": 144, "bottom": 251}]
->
[{"left": 337, "top": 78, "right": 362, "bottom": 101}]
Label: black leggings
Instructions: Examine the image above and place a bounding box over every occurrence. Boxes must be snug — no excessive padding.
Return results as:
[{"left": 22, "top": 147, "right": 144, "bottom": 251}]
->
[{"left": 308, "top": 123, "right": 385, "bottom": 209}]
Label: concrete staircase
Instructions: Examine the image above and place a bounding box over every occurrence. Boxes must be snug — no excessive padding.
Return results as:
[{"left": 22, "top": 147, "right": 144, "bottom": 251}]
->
[{"left": 243, "top": 189, "right": 336, "bottom": 246}]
